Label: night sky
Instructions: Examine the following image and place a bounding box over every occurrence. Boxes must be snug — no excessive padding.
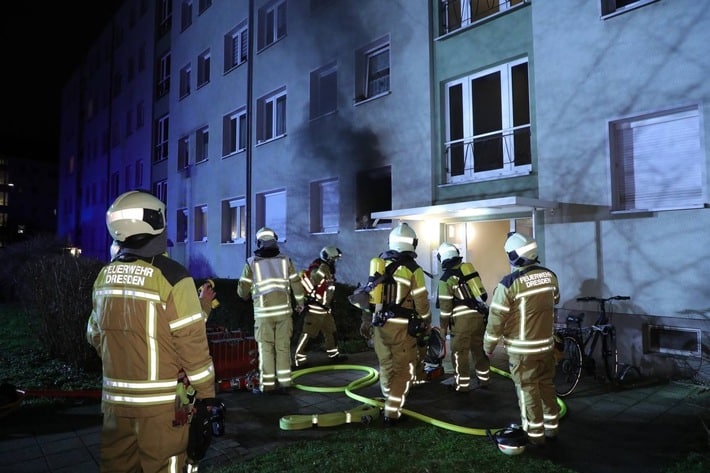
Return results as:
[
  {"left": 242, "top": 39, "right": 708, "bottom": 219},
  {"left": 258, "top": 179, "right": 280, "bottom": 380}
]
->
[{"left": 0, "top": 2, "right": 123, "bottom": 163}]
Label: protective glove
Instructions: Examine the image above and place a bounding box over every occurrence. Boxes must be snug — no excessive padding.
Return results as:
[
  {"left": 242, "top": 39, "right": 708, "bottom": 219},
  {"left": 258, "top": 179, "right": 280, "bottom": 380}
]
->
[{"left": 360, "top": 321, "right": 373, "bottom": 339}]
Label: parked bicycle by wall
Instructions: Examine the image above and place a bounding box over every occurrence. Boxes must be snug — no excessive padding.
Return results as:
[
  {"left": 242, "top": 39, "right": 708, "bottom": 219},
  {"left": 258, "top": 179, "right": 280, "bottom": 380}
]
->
[{"left": 554, "top": 295, "right": 640, "bottom": 397}]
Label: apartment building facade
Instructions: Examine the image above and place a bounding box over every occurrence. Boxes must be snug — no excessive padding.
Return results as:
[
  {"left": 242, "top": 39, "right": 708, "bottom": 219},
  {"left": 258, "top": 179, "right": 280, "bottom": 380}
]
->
[{"left": 57, "top": 0, "right": 709, "bottom": 379}]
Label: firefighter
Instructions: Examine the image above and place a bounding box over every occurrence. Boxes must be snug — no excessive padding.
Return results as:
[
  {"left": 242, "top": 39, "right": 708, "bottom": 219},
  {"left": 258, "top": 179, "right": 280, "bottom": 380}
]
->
[
  {"left": 483, "top": 232, "right": 560, "bottom": 446},
  {"left": 86, "top": 190, "right": 216, "bottom": 473},
  {"left": 436, "top": 242, "right": 490, "bottom": 392},
  {"left": 238, "top": 227, "right": 305, "bottom": 395},
  {"left": 293, "top": 246, "right": 348, "bottom": 368},
  {"left": 359, "top": 222, "right": 430, "bottom": 426}
]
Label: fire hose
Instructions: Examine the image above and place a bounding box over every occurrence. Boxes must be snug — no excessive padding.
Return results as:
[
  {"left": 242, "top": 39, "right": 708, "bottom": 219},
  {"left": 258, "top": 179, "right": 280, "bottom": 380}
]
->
[{"left": 279, "top": 364, "right": 567, "bottom": 434}]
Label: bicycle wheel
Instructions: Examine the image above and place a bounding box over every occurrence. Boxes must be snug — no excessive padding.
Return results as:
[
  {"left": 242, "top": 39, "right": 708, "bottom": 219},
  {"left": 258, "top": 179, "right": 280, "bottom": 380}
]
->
[
  {"left": 554, "top": 335, "right": 582, "bottom": 397},
  {"left": 601, "top": 326, "right": 619, "bottom": 382}
]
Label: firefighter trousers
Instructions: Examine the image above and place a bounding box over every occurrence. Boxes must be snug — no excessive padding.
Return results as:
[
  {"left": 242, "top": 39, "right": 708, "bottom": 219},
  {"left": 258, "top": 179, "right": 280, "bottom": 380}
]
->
[{"left": 373, "top": 317, "right": 417, "bottom": 420}]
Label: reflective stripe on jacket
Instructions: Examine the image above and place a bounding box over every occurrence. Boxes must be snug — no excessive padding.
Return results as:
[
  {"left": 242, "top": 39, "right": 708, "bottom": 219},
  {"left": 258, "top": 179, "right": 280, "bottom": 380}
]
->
[
  {"left": 86, "top": 254, "right": 215, "bottom": 416},
  {"left": 238, "top": 254, "right": 305, "bottom": 318},
  {"left": 484, "top": 264, "right": 559, "bottom": 356}
]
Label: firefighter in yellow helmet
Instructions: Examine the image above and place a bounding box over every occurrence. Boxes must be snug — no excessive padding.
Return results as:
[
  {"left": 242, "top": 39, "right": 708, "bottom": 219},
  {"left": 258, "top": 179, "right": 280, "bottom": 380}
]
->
[
  {"left": 484, "top": 232, "right": 560, "bottom": 446},
  {"left": 238, "top": 227, "right": 305, "bottom": 395},
  {"left": 436, "top": 242, "right": 490, "bottom": 392},
  {"left": 358, "top": 222, "right": 430, "bottom": 426},
  {"left": 87, "top": 190, "right": 216, "bottom": 472},
  {"left": 294, "top": 246, "right": 348, "bottom": 368}
]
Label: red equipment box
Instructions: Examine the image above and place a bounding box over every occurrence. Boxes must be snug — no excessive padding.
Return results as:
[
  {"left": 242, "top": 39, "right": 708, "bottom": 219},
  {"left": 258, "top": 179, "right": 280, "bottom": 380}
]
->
[{"left": 207, "top": 327, "right": 258, "bottom": 381}]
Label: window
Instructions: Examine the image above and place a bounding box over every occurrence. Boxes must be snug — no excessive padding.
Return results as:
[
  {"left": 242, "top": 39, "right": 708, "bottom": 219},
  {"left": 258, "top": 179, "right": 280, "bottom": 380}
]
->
[
  {"left": 440, "top": 0, "right": 526, "bottom": 35},
  {"left": 444, "top": 58, "right": 530, "bottom": 183},
  {"left": 194, "top": 205, "right": 208, "bottom": 241},
  {"left": 609, "top": 105, "right": 704, "bottom": 212},
  {"left": 310, "top": 178, "right": 339, "bottom": 233},
  {"left": 158, "top": 0, "right": 172, "bottom": 37},
  {"left": 178, "top": 135, "right": 190, "bottom": 170},
  {"left": 177, "top": 208, "right": 188, "bottom": 243},
  {"left": 179, "top": 63, "right": 191, "bottom": 98},
  {"left": 197, "top": 126, "right": 209, "bottom": 161},
  {"left": 157, "top": 52, "right": 171, "bottom": 97},
  {"left": 135, "top": 159, "right": 144, "bottom": 186},
  {"left": 256, "top": 189, "right": 286, "bottom": 240},
  {"left": 198, "top": 0, "right": 212, "bottom": 14},
  {"left": 110, "top": 172, "right": 120, "bottom": 199},
  {"left": 221, "top": 197, "right": 246, "bottom": 243},
  {"left": 154, "top": 115, "right": 169, "bottom": 162},
  {"left": 355, "top": 36, "right": 390, "bottom": 102},
  {"left": 125, "top": 109, "right": 133, "bottom": 137},
  {"left": 224, "top": 23, "right": 248, "bottom": 72},
  {"left": 124, "top": 164, "right": 132, "bottom": 190},
  {"left": 310, "top": 62, "right": 337, "bottom": 119},
  {"left": 601, "top": 0, "right": 657, "bottom": 17},
  {"left": 112, "top": 71, "right": 123, "bottom": 97},
  {"left": 356, "top": 167, "right": 391, "bottom": 229},
  {"left": 257, "top": 0, "right": 286, "bottom": 50},
  {"left": 153, "top": 179, "right": 168, "bottom": 204},
  {"left": 197, "top": 50, "right": 211, "bottom": 87},
  {"left": 137, "top": 101, "right": 145, "bottom": 128},
  {"left": 181, "top": 0, "right": 193, "bottom": 31},
  {"left": 223, "top": 108, "right": 247, "bottom": 156},
  {"left": 138, "top": 44, "right": 146, "bottom": 72},
  {"left": 256, "top": 87, "right": 286, "bottom": 143}
]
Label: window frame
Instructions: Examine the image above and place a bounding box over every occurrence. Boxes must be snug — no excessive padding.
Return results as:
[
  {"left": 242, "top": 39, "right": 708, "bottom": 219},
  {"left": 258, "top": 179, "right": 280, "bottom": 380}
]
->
[
  {"left": 257, "top": 0, "right": 286, "bottom": 51},
  {"left": 194, "top": 204, "right": 208, "bottom": 242},
  {"left": 609, "top": 104, "right": 706, "bottom": 213},
  {"left": 179, "top": 63, "right": 191, "bottom": 98},
  {"left": 221, "top": 197, "right": 247, "bottom": 243},
  {"left": 223, "top": 108, "right": 247, "bottom": 156},
  {"left": 178, "top": 135, "right": 190, "bottom": 170},
  {"left": 309, "top": 178, "right": 339, "bottom": 234},
  {"left": 355, "top": 36, "right": 390, "bottom": 103},
  {"left": 197, "top": 49, "right": 211, "bottom": 88},
  {"left": 224, "top": 22, "right": 248, "bottom": 72},
  {"left": 154, "top": 115, "right": 169, "bottom": 163},
  {"left": 256, "top": 189, "right": 287, "bottom": 241},
  {"left": 309, "top": 62, "right": 338, "bottom": 120},
  {"left": 443, "top": 57, "right": 531, "bottom": 184},
  {"left": 256, "top": 87, "right": 287, "bottom": 144}
]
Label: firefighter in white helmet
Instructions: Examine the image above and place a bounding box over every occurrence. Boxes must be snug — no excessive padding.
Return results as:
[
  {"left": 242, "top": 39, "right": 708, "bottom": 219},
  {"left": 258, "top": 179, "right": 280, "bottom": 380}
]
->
[
  {"left": 238, "top": 227, "right": 305, "bottom": 395},
  {"left": 358, "top": 222, "right": 430, "bottom": 426},
  {"left": 436, "top": 242, "right": 490, "bottom": 392},
  {"left": 484, "top": 232, "right": 560, "bottom": 446},
  {"left": 293, "top": 246, "right": 348, "bottom": 368},
  {"left": 87, "top": 190, "right": 216, "bottom": 472}
]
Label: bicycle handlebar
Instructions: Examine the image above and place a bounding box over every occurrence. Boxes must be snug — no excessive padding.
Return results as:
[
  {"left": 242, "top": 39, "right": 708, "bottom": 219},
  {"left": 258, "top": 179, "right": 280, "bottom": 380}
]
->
[{"left": 576, "top": 295, "right": 630, "bottom": 302}]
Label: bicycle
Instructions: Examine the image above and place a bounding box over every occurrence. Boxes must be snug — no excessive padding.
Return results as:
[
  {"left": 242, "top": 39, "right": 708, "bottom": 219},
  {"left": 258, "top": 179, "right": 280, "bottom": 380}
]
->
[{"left": 554, "top": 295, "right": 633, "bottom": 397}]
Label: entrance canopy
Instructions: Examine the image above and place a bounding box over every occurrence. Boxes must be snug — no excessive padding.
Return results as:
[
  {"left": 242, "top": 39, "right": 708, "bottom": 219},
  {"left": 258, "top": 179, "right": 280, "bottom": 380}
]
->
[{"left": 371, "top": 196, "right": 558, "bottom": 224}]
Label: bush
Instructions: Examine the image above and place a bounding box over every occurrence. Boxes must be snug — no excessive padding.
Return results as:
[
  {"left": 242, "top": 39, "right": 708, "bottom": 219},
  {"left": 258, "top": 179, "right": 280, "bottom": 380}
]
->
[{"left": 17, "top": 253, "right": 104, "bottom": 373}]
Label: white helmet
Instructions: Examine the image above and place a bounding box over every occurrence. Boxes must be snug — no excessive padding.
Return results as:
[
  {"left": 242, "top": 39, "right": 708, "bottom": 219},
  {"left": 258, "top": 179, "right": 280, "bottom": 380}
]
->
[
  {"left": 437, "top": 242, "right": 460, "bottom": 263},
  {"left": 106, "top": 190, "right": 165, "bottom": 242},
  {"left": 504, "top": 232, "right": 538, "bottom": 266},
  {"left": 256, "top": 227, "right": 278, "bottom": 248},
  {"left": 320, "top": 246, "right": 342, "bottom": 262},
  {"left": 492, "top": 424, "right": 528, "bottom": 456},
  {"left": 389, "top": 223, "right": 418, "bottom": 252}
]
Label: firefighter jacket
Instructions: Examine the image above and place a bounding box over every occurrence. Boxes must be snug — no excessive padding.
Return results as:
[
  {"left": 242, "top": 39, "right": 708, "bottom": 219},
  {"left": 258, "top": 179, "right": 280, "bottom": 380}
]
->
[
  {"left": 301, "top": 259, "right": 335, "bottom": 312},
  {"left": 437, "top": 260, "right": 487, "bottom": 330},
  {"left": 483, "top": 263, "right": 559, "bottom": 356},
  {"left": 376, "top": 251, "right": 431, "bottom": 325},
  {"left": 86, "top": 254, "right": 216, "bottom": 417},
  {"left": 238, "top": 254, "right": 305, "bottom": 318}
]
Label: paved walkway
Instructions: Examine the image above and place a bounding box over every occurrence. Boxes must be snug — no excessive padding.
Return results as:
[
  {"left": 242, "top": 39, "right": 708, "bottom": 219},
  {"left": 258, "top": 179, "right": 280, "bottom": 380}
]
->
[{"left": 1, "top": 349, "right": 709, "bottom": 473}]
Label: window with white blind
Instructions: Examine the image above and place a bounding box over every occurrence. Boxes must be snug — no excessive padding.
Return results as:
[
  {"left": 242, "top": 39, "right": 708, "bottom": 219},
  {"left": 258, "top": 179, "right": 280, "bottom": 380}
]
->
[
  {"left": 222, "top": 197, "right": 246, "bottom": 243},
  {"left": 310, "top": 178, "right": 339, "bottom": 233},
  {"left": 609, "top": 105, "right": 705, "bottom": 212},
  {"left": 225, "top": 22, "right": 248, "bottom": 72},
  {"left": 257, "top": 189, "right": 287, "bottom": 240}
]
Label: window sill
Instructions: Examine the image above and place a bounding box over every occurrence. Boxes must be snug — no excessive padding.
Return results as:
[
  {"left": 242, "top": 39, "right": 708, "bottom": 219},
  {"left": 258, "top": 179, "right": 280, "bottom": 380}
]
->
[
  {"left": 255, "top": 134, "right": 287, "bottom": 146},
  {"left": 353, "top": 91, "right": 390, "bottom": 106},
  {"left": 601, "top": 0, "right": 660, "bottom": 20},
  {"left": 610, "top": 203, "right": 707, "bottom": 215}
]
